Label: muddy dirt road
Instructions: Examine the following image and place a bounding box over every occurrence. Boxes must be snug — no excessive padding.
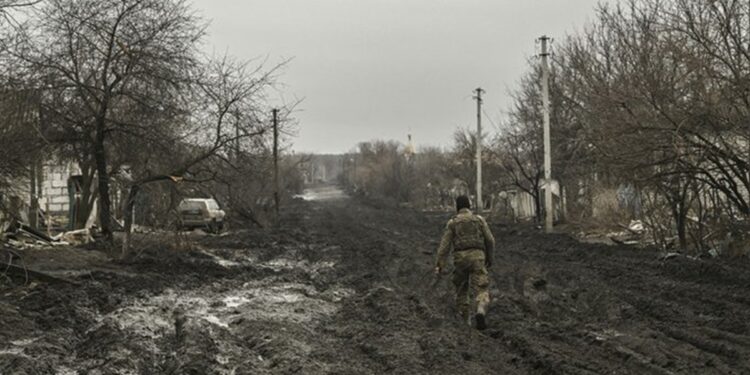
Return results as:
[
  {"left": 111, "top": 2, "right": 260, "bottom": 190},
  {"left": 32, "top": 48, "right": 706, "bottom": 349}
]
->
[{"left": 2, "top": 185, "right": 750, "bottom": 374}]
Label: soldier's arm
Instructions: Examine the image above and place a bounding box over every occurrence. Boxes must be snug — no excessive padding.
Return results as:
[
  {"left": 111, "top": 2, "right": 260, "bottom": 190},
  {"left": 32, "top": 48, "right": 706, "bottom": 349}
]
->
[
  {"left": 435, "top": 220, "right": 454, "bottom": 270},
  {"left": 479, "top": 216, "right": 495, "bottom": 266}
]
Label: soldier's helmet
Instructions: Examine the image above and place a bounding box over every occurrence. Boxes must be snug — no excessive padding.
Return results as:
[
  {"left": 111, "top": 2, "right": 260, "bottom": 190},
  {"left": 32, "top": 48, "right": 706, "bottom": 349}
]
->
[{"left": 456, "top": 195, "right": 471, "bottom": 212}]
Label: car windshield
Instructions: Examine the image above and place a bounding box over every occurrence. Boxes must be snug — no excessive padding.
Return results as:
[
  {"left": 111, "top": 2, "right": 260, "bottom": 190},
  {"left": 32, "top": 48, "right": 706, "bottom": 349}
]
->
[
  {"left": 179, "top": 201, "right": 204, "bottom": 211},
  {"left": 207, "top": 200, "right": 220, "bottom": 210}
]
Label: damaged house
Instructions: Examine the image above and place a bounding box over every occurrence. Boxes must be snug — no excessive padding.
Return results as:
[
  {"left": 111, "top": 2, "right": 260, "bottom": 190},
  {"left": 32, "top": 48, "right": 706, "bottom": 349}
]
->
[{"left": 0, "top": 89, "right": 124, "bottom": 235}]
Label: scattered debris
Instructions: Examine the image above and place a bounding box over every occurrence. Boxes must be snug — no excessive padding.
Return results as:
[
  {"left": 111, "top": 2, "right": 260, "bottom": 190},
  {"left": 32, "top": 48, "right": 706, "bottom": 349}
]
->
[
  {"left": 59, "top": 229, "right": 93, "bottom": 246},
  {"left": 627, "top": 220, "right": 644, "bottom": 233},
  {"left": 1, "top": 219, "right": 98, "bottom": 249},
  {"left": 9, "top": 221, "right": 55, "bottom": 244},
  {"left": 660, "top": 252, "right": 682, "bottom": 261},
  {"left": 609, "top": 236, "right": 640, "bottom": 246}
]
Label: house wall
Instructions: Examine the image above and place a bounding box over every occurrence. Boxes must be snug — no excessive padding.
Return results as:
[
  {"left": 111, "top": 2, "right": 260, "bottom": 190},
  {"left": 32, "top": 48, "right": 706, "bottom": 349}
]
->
[
  {"left": 39, "top": 162, "right": 80, "bottom": 214},
  {"left": 496, "top": 180, "right": 563, "bottom": 221},
  {"left": 3, "top": 161, "right": 79, "bottom": 223}
]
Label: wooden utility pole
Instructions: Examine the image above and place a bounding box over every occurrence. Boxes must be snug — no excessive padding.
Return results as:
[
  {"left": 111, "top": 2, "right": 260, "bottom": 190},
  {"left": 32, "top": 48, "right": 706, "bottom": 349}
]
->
[
  {"left": 473, "top": 87, "right": 485, "bottom": 213},
  {"left": 540, "top": 35, "right": 553, "bottom": 233},
  {"left": 272, "top": 108, "right": 280, "bottom": 221}
]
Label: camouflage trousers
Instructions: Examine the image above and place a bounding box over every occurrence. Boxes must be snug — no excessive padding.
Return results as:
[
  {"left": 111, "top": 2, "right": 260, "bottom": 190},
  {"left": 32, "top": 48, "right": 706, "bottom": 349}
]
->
[{"left": 452, "top": 249, "right": 490, "bottom": 320}]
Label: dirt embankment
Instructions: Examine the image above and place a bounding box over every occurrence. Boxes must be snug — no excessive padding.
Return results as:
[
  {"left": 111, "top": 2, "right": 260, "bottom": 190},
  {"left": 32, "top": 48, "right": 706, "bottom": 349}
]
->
[{"left": 2, "top": 186, "right": 750, "bottom": 374}]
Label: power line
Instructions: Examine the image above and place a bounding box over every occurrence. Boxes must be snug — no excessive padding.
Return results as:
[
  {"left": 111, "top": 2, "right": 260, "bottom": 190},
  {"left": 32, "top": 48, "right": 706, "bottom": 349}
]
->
[{"left": 481, "top": 108, "right": 500, "bottom": 130}]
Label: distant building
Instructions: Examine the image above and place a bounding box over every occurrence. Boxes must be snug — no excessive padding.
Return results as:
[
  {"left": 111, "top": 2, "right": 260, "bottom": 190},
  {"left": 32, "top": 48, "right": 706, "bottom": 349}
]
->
[
  {"left": 404, "top": 134, "right": 415, "bottom": 161},
  {"left": 496, "top": 180, "right": 563, "bottom": 222}
]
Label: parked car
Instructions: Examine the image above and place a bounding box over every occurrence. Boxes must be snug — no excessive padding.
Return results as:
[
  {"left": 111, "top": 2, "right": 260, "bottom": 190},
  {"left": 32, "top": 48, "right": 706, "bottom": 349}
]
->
[{"left": 177, "top": 198, "right": 225, "bottom": 233}]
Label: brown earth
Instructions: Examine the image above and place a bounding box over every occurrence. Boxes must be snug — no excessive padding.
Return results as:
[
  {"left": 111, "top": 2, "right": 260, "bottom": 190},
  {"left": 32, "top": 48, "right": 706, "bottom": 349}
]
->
[{"left": 2, "top": 185, "right": 750, "bottom": 374}]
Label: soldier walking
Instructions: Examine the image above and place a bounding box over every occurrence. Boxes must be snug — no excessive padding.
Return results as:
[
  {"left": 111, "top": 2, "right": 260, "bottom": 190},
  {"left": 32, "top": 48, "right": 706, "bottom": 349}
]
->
[{"left": 434, "top": 195, "right": 495, "bottom": 330}]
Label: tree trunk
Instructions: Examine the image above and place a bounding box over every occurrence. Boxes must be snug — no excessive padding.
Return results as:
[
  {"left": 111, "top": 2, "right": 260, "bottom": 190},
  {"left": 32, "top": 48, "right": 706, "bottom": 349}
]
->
[
  {"left": 29, "top": 160, "right": 38, "bottom": 229},
  {"left": 533, "top": 186, "right": 542, "bottom": 224},
  {"left": 94, "top": 124, "right": 112, "bottom": 241},
  {"left": 75, "top": 167, "right": 97, "bottom": 230},
  {"left": 121, "top": 175, "right": 177, "bottom": 257},
  {"left": 121, "top": 184, "right": 139, "bottom": 259},
  {"left": 674, "top": 201, "right": 688, "bottom": 252}
]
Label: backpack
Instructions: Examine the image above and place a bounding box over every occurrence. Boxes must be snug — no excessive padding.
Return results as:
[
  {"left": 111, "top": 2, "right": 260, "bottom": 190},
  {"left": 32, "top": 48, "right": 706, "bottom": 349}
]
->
[{"left": 452, "top": 214, "right": 485, "bottom": 251}]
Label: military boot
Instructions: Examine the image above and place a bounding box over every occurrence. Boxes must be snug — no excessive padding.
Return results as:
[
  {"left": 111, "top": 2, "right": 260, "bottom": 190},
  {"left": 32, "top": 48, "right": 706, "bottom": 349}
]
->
[{"left": 475, "top": 301, "right": 488, "bottom": 330}]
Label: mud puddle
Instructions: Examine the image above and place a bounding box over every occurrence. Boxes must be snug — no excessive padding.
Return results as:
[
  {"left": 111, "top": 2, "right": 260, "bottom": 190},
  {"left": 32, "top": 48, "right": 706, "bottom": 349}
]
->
[
  {"left": 1, "top": 231, "right": 355, "bottom": 374},
  {"left": 104, "top": 280, "right": 353, "bottom": 336}
]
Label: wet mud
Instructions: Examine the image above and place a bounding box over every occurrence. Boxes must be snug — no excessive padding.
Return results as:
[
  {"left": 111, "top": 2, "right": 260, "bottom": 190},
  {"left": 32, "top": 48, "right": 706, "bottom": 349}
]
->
[{"left": 2, "top": 186, "right": 750, "bottom": 374}]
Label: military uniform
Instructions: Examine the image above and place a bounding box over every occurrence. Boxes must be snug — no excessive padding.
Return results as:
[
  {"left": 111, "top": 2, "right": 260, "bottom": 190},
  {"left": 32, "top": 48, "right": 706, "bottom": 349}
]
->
[{"left": 435, "top": 208, "right": 495, "bottom": 327}]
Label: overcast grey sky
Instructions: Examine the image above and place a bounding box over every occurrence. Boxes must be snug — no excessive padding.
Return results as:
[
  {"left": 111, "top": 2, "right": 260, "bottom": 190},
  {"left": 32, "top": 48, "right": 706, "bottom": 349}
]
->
[{"left": 191, "top": 0, "right": 608, "bottom": 154}]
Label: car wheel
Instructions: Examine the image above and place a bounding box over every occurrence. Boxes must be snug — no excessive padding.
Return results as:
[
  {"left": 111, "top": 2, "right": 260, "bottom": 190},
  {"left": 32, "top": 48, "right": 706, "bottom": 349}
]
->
[{"left": 208, "top": 219, "right": 219, "bottom": 234}]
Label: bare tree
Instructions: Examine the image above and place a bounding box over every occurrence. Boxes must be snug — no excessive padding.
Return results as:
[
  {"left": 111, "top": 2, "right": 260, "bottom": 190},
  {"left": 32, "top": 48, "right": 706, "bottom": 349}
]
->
[
  {"left": 8, "top": 0, "right": 206, "bottom": 240},
  {"left": 340, "top": 140, "right": 414, "bottom": 203},
  {"left": 496, "top": 124, "right": 544, "bottom": 222},
  {"left": 117, "top": 55, "right": 287, "bottom": 256},
  {"left": 0, "top": 89, "right": 42, "bottom": 215},
  {"left": 504, "top": 0, "right": 750, "bottom": 251},
  {"left": 450, "top": 128, "right": 478, "bottom": 195}
]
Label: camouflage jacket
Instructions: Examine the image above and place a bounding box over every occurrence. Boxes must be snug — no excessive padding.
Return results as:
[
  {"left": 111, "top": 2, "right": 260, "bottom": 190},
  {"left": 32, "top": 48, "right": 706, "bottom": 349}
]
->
[{"left": 435, "top": 208, "right": 495, "bottom": 269}]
